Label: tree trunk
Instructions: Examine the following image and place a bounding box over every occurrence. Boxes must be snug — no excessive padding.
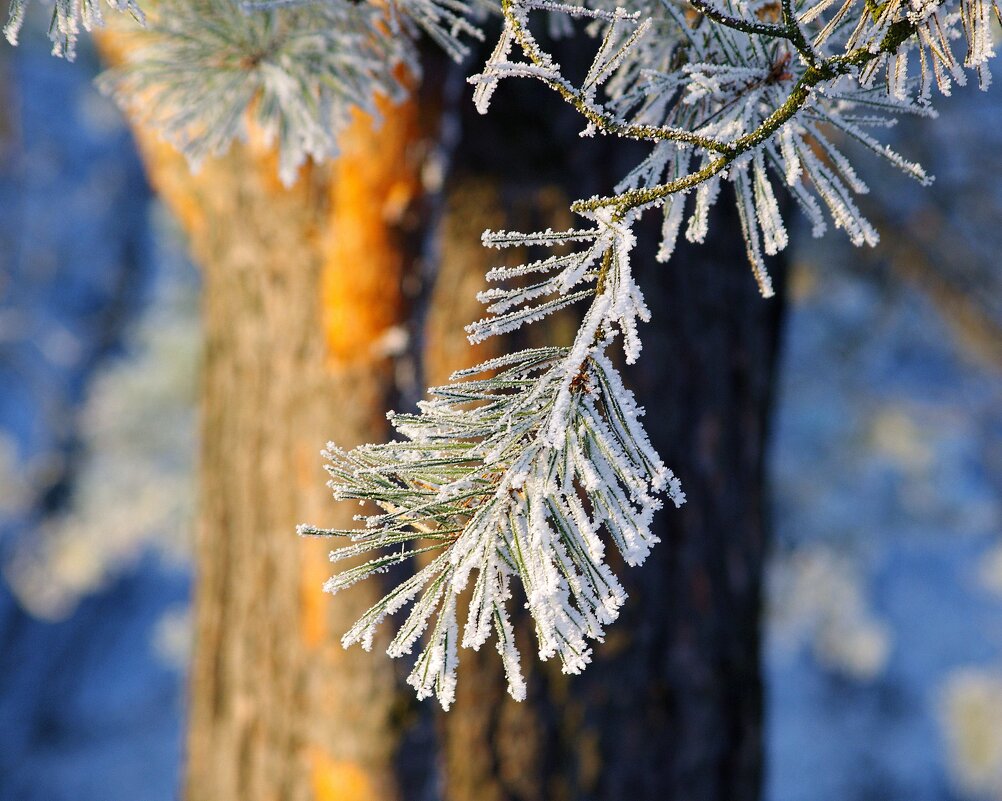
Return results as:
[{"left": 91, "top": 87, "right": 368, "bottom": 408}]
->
[
  {"left": 436, "top": 193, "right": 785, "bottom": 801},
  {"left": 568, "top": 197, "right": 785, "bottom": 801},
  {"left": 99, "top": 36, "right": 437, "bottom": 795},
  {"left": 183, "top": 126, "right": 410, "bottom": 801},
  {"left": 433, "top": 62, "right": 787, "bottom": 801}
]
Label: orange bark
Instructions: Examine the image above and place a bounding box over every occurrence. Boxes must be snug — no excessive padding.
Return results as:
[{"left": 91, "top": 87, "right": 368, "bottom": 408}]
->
[
  {"left": 97, "top": 32, "right": 429, "bottom": 801},
  {"left": 323, "top": 95, "right": 424, "bottom": 369}
]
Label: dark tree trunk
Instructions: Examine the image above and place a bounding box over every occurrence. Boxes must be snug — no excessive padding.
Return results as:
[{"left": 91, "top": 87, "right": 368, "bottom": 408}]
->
[
  {"left": 564, "top": 196, "right": 784, "bottom": 801},
  {"left": 432, "top": 45, "right": 787, "bottom": 801}
]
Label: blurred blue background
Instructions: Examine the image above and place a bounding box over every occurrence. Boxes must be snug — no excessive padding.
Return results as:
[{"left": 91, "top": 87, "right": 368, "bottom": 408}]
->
[{"left": 0, "top": 18, "right": 1000, "bottom": 801}]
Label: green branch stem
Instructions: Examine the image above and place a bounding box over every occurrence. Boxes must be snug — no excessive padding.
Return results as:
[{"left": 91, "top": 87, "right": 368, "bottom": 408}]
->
[
  {"left": 570, "top": 16, "right": 920, "bottom": 215},
  {"left": 687, "top": 0, "right": 792, "bottom": 40},
  {"left": 501, "top": 0, "right": 733, "bottom": 151}
]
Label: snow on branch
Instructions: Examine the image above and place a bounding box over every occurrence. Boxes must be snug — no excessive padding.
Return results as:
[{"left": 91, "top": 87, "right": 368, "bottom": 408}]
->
[
  {"left": 98, "top": 0, "right": 408, "bottom": 185},
  {"left": 4, "top": 0, "right": 143, "bottom": 58},
  {"left": 7, "top": 0, "right": 485, "bottom": 182}
]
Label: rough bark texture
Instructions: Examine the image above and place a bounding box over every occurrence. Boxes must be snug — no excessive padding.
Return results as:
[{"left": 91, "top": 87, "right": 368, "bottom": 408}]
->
[
  {"left": 99, "top": 35, "right": 436, "bottom": 797},
  {"left": 184, "top": 135, "right": 409, "bottom": 801}
]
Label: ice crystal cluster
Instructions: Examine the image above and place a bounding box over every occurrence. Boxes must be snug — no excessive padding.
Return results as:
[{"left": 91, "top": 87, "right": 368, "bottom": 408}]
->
[{"left": 8, "top": 0, "right": 998, "bottom": 707}]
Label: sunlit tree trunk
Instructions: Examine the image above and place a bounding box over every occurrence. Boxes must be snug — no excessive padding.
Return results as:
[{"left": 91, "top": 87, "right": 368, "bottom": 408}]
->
[
  {"left": 181, "top": 109, "right": 421, "bottom": 801},
  {"left": 100, "top": 30, "right": 435, "bottom": 798}
]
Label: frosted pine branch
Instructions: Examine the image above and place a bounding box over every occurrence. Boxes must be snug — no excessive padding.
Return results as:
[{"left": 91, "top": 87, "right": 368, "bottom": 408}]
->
[
  {"left": 4, "top": 0, "right": 143, "bottom": 58},
  {"left": 308, "top": 0, "right": 997, "bottom": 706},
  {"left": 100, "top": 0, "right": 414, "bottom": 185},
  {"left": 7, "top": 0, "right": 484, "bottom": 177},
  {"left": 306, "top": 218, "right": 684, "bottom": 708}
]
